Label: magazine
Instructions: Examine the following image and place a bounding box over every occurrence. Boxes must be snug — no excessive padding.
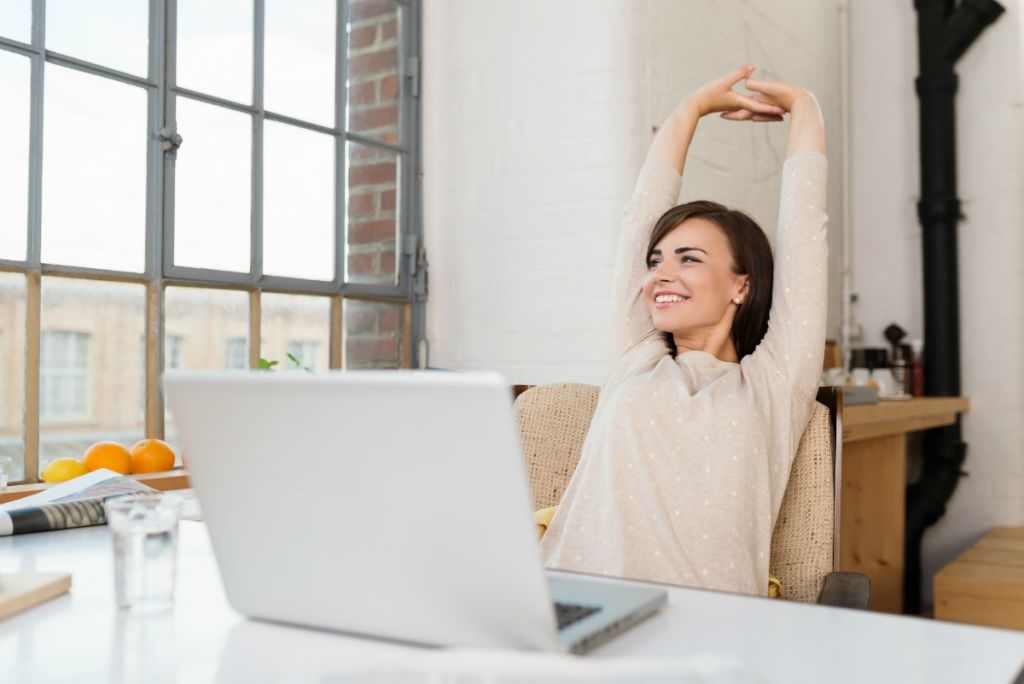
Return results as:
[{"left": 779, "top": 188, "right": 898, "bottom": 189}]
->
[{"left": 0, "top": 469, "right": 158, "bottom": 536}]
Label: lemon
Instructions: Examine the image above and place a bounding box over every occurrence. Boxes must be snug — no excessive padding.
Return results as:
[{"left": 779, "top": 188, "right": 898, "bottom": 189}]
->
[{"left": 41, "top": 458, "right": 88, "bottom": 483}]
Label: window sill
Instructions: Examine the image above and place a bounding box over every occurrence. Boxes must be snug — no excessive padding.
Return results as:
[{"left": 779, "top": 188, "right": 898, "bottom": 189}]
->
[{"left": 0, "top": 469, "right": 191, "bottom": 505}]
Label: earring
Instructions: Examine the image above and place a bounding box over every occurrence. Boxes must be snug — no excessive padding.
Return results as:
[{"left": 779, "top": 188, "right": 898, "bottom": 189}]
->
[{"left": 734, "top": 297, "right": 742, "bottom": 305}]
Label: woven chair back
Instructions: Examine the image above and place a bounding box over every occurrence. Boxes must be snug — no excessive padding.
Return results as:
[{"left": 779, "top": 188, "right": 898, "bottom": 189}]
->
[{"left": 514, "top": 383, "right": 835, "bottom": 603}]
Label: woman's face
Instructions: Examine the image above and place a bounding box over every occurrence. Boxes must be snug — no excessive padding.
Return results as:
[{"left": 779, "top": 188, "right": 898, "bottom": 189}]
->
[{"left": 643, "top": 218, "right": 749, "bottom": 337}]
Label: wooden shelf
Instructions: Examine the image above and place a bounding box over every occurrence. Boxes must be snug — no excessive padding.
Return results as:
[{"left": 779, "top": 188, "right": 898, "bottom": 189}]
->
[
  {"left": 0, "top": 470, "right": 191, "bottom": 505},
  {"left": 842, "top": 396, "right": 970, "bottom": 443}
]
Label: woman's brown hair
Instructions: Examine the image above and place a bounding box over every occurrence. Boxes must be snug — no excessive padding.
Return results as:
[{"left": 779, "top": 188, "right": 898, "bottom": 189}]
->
[{"left": 645, "top": 200, "right": 774, "bottom": 360}]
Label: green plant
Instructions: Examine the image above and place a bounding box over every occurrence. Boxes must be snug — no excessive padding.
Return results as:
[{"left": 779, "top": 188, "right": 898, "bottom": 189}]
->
[{"left": 257, "top": 355, "right": 313, "bottom": 373}]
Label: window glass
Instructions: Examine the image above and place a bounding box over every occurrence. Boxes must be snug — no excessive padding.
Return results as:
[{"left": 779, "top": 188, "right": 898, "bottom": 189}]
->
[
  {"left": 41, "top": 64, "right": 147, "bottom": 272},
  {"left": 163, "top": 286, "right": 249, "bottom": 458},
  {"left": 260, "top": 292, "right": 330, "bottom": 371},
  {"left": 40, "top": 331, "right": 89, "bottom": 419},
  {"left": 263, "top": 121, "right": 335, "bottom": 281},
  {"left": 175, "top": 0, "right": 252, "bottom": 104},
  {"left": 346, "top": 0, "right": 401, "bottom": 144},
  {"left": 46, "top": 0, "right": 149, "bottom": 77},
  {"left": 173, "top": 97, "right": 252, "bottom": 273},
  {"left": 265, "top": 0, "right": 335, "bottom": 126},
  {"left": 138, "top": 334, "right": 183, "bottom": 413},
  {"left": 346, "top": 141, "right": 398, "bottom": 285},
  {"left": 39, "top": 277, "right": 145, "bottom": 475},
  {"left": 0, "top": 0, "right": 32, "bottom": 44},
  {"left": 344, "top": 298, "right": 402, "bottom": 369},
  {"left": 225, "top": 337, "right": 248, "bottom": 369},
  {"left": 0, "top": 49, "right": 30, "bottom": 262},
  {"left": 0, "top": 272, "right": 26, "bottom": 481}
]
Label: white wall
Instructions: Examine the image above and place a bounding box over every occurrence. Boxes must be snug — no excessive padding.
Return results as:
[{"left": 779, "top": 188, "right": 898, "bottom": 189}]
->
[
  {"left": 849, "top": 0, "right": 1024, "bottom": 605},
  {"left": 423, "top": 0, "right": 845, "bottom": 385}
]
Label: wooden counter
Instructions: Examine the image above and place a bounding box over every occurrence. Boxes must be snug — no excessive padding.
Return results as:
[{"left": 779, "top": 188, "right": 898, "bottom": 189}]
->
[{"left": 839, "top": 396, "right": 970, "bottom": 614}]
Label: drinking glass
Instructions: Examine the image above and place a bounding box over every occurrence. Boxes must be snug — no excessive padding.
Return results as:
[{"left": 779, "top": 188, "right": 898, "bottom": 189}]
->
[
  {"left": 0, "top": 456, "right": 10, "bottom": 495},
  {"left": 104, "top": 494, "right": 182, "bottom": 610}
]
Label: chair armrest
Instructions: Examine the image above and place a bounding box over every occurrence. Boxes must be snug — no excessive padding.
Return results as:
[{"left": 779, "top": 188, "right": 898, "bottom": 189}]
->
[{"left": 817, "top": 571, "right": 872, "bottom": 610}]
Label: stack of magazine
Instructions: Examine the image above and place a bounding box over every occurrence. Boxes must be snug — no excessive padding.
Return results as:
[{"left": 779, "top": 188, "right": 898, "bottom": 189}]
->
[{"left": 0, "top": 469, "right": 158, "bottom": 536}]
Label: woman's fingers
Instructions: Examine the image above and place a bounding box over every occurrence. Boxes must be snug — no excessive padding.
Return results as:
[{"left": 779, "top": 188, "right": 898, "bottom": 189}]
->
[
  {"left": 721, "top": 63, "right": 757, "bottom": 89},
  {"left": 720, "top": 109, "right": 753, "bottom": 121},
  {"left": 732, "top": 92, "right": 785, "bottom": 115},
  {"left": 744, "top": 77, "right": 802, "bottom": 111},
  {"left": 720, "top": 110, "right": 785, "bottom": 123}
]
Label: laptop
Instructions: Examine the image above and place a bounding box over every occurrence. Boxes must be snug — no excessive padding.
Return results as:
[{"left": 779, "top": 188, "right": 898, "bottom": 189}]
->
[{"left": 165, "top": 370, "right": 666, "bottom": 654}]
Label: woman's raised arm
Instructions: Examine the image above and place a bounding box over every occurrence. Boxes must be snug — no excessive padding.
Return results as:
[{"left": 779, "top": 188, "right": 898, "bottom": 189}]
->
[{"left": 646, "top": 64, "right": 785, "bottom": 174}]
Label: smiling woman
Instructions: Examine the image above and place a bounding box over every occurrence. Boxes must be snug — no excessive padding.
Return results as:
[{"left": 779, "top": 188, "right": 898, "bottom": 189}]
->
[
  {"left": 645, "top": 201, "right": 774, "bottom": 361},
  {"left": 539, "top": 65, "right": 829, "bottom": 598}
]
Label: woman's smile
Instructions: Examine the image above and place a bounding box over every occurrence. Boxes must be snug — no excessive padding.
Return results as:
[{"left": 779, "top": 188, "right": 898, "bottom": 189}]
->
[{"left": 654, "top": 290, "right": 689, "bottom": 308}]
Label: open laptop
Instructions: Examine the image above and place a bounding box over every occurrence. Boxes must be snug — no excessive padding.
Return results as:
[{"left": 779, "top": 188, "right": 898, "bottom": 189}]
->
[{"left": 165, "top": 370, "right": 666, "bottom": 654}]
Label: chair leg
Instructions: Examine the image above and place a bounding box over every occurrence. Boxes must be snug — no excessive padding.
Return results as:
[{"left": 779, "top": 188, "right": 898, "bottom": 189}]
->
[{"left": 817, "top": 571, "right": 872, "bottom": 610}]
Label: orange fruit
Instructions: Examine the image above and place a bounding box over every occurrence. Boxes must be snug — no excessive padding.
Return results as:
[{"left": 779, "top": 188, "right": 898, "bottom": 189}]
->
[
  {"left": 130, "top": 439, "right": 176, "bottom": 474},
  {"left": 82, "top": 442, "right": 132, "bottom": 475}
]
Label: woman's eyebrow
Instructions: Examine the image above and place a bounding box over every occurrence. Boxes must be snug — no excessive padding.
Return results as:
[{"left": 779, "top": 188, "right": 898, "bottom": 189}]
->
[{"left": 675, "top": 247, "right": 708, "bottom": 255}]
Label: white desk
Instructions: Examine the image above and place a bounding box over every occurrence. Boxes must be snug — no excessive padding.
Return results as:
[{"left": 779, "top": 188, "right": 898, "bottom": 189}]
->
[{"left": 1, "top": 522, "right": 1023, "bottom": 684}]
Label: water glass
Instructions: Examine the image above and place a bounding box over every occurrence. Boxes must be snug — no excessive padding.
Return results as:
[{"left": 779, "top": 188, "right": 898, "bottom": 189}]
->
[
  {"left": 0, "top": 456, "right": 10, "bottom": 493},
  {"left": 105, "top": 494, "right": 182, "bottom": 611}
]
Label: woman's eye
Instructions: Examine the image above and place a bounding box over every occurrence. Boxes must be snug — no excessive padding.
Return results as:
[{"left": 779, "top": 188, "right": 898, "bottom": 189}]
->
[
  {"left": 682, "top": 256, "right": 701, "bottom": 264},
  {"left": 649, "top": 260, "right": 661, "bottom": 269}
]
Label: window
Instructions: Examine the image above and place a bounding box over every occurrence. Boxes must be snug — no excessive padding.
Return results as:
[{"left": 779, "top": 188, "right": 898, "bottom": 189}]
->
[
  {"left": 286, "top": 341, "right": 319, "bottom": 371},
  {"left": 39, "top": 332, "right": 89, "bottom": 420},
  {"left": 140, "top": 335, "right": 183, "bottom": 412},
  {"left": 226, "top": 338, "right": 249, "bottom": 370},
  {"left": 0, "top": 1, "right": 425, "bottom": 484},
  {"left": 166, "top": 335, "right": 185, "bottom": 371}
]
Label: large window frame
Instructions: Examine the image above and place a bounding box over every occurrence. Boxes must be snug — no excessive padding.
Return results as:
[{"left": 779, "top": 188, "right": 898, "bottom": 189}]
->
[{"left": 0, "top": 0, "right": 426, "bottom": 485}]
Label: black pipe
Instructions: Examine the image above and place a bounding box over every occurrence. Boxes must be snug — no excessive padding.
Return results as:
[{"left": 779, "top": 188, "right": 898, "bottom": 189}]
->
[{"left": 908, "top": 0, "right": 1002, "bottom": 615}]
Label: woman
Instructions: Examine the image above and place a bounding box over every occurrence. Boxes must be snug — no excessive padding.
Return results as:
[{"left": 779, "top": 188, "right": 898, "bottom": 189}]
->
[{"left": 539, "top": 65, "right": 827, "bottom": 597}]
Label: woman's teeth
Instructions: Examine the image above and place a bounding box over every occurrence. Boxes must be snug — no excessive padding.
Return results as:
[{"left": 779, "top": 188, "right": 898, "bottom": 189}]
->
[{"left": 655, "top": 294, "right": 683, "bottom": 303}]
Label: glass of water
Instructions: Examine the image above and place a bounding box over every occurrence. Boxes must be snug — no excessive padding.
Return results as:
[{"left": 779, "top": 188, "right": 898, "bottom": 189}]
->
[
  {"left": 0, "top": 456, "right": 10, "bottom": 494},
  {"left": 104, "top": 494, "right": 183, "bottom": 611}
]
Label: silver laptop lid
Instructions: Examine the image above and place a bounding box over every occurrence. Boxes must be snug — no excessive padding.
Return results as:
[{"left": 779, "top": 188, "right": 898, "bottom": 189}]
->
[{"left": 166, "top": 370, "right": 559, "bottom": 651}]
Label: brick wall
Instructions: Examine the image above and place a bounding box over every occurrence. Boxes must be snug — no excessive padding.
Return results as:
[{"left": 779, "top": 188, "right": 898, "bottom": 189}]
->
[
  {"left": 345, "top": 298, "right": 401, "bottom": 369},
  {"left": 346, "top": 0, "right": 403, "bottom": 367}
]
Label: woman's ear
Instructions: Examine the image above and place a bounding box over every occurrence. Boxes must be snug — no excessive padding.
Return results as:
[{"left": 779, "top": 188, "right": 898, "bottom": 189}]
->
[{"left": 738, "top": 278, "right": 750, "bottom": 297}]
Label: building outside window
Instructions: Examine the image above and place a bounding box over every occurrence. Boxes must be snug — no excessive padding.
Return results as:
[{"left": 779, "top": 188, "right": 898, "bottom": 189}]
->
[
  {"left": 225, "top": 338, "right": 249, "bottom": 370},
  {"left": 286, "top": 340, "right": 319, "bottom": 371},
  {"left": 39, "top": 331, "right": 89, "bottom": 421},
  {"left": 166, "top": 335, "right": 184, "bottom": 371}
]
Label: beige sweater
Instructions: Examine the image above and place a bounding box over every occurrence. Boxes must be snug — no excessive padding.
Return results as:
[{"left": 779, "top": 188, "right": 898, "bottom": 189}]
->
[{"left": 540, "top": 151, "right": 828, "bottom": 596}]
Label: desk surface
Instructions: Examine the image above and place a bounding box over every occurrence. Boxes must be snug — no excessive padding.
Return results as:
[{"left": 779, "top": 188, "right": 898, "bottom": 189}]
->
[
  {"left": 842, "top": 396, "right": 970, "bottom": 442},
  {"left": 1, "top": 522, "right": 1022, "bottom": 684}
]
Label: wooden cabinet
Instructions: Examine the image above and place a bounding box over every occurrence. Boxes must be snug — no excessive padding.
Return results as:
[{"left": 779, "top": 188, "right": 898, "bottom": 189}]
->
[{"left": 839, "top": 397, "right": 970, "bottom": 614}]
